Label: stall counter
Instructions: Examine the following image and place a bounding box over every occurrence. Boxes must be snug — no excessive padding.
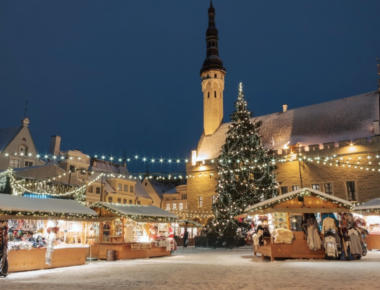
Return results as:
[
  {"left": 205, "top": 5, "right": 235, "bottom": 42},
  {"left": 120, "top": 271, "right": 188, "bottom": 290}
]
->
[{"left": 8, "top": 246, "right": 87, "bottom": 273}]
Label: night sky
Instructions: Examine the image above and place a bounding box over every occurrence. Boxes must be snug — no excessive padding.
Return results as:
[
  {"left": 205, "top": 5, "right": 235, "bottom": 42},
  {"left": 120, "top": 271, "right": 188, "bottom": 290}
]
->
[{"left": 1, "top": 0, "right": 380, "bottom": 174}]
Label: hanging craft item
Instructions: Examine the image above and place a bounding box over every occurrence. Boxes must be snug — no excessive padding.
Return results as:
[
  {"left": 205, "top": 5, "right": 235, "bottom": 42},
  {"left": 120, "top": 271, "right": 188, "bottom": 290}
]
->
[{"left": 0, "top": 220, "right": 9, "bottom": 277}]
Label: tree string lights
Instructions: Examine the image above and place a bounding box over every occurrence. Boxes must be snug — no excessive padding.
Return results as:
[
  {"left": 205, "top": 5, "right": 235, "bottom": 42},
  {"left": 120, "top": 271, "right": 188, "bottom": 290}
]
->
[{"left": 210, "top": 83, "right": 279, "bottom": 236}]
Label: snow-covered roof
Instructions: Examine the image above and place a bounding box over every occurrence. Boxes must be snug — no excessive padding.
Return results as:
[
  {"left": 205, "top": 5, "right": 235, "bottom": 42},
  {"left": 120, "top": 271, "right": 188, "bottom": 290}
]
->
[
  {"left": 91, "top": 202, "right": 177, "bottom": 221},
  {"left": 148, "top": 179, "right": 185, "bottom": 198},
  {"left": 353, "top": 198, "right": 380, "bottom": 215},
  {"left": 0, "top": 126, "right": 22, "bottom": 152},
  {"left": 163, "top": 187, "right": 178, "bottom": 194},
  {"left": 0, "top": 194, "right": 97, "bottom": 218},
  {"left": 197, "top": 91, "right": 379, "bottom": 160},
  {"left": 244, "top": 188, "right": 353, "bottom": 215},
  {"left": 89, "top": 159, "right": 129, "bottom": 175}
]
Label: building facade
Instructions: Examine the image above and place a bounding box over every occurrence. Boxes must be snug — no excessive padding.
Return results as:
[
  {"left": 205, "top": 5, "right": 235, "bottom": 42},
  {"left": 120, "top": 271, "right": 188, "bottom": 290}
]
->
[{"left": 186, "top": 3, "right": 380, "bottom": 225}]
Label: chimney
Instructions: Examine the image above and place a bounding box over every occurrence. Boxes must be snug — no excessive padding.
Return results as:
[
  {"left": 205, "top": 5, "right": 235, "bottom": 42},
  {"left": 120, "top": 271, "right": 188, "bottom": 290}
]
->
[
  {"left": 49, "top": 135, "right": 61, "bottom": 156},
  {"left": 282, "top": 104, "right": 288, "bottom": 113},
  {"left": 374, "top": 120, "right": 380, "bottom": 135}
]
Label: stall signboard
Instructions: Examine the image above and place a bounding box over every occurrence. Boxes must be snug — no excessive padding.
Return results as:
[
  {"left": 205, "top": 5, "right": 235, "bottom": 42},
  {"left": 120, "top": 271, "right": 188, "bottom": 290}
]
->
[{"left": 131, "top": 243, "right": 152, "bottom": 251}]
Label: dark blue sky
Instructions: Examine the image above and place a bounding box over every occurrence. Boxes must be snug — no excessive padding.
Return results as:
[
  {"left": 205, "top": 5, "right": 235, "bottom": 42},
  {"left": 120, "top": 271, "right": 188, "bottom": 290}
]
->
[{"left": 1, "top": 0, "right": 380, "bottom": 174}]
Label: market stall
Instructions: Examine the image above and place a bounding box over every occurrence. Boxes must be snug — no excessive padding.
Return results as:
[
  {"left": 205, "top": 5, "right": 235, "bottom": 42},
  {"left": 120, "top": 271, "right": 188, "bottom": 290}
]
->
[
  {"left": 90, "top": 202, "right": 178, "bottom": 260},
  {"left": 239, "top": 188, "right": 356, "bottom": 261},
  {"left": 175, "top": 220, "right": 203, "bottom": 246},
  {"left": 0, "top": 194, "right": 97, "bottom": 273},
  {"left": 353, "top": 198, "right": 380, "bottom": 251}
]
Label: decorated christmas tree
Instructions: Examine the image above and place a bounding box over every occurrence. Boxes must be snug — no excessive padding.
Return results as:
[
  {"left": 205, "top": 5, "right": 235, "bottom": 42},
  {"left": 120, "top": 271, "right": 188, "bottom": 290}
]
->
[{"left": 211, "top": 83, "right": 278, "bottom": 236}]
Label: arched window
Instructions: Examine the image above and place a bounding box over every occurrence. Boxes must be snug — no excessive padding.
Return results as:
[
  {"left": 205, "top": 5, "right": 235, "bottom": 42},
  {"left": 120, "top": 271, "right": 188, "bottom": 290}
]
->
[
  {"left": 207, "top": 92, "right": 210, "bottom": 98},
  {"left": 214, "top": 91, "right": 217, "bottom": 98}
]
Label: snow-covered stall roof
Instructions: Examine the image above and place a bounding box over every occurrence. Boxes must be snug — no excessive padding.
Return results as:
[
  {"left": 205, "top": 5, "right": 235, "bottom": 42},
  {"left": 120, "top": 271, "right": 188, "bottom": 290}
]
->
[
  {"left": 242, "top": 188, "right": 353, "bottom": 215},
  {"left": 91, "top": 202, "right": 177, "bottom": 222},
  {"left": 197, "top": 91, "right": 379, "bottom": 160},
  {"left": 0, "top": 194, "right": 97, "bottom": 219},
  {"left": 353, "top": 198, "right": 380, "bottom": 215}
]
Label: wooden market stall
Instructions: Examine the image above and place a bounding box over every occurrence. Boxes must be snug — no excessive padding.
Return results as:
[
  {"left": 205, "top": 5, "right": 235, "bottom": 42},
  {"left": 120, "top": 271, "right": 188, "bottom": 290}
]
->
[
  {"left": 90, "top": 202, "right": 178, "bottom": 260},
  {"left": 353, "top": 198, "right": 380, "bottom": 250},
  {"left": 175, "top": 220, "right": 203, "bottom": 246},
  {"left": 0, "top": 194, "right": 97, "bottom": 273},
  {"left": 240, "top": 188, "right": 353, "bottom": 261}
]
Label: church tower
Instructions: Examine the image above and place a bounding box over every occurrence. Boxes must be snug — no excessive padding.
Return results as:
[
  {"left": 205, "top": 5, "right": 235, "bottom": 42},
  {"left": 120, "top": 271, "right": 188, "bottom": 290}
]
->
[{"left": 201, "top": 1, "right": 226, "bottom": 136}]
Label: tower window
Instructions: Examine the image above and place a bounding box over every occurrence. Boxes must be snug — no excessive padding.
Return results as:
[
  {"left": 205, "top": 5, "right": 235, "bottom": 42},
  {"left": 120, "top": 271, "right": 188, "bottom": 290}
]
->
[
  {"left": 207, "top": 92, "right": 210, "bottom": 98},
  {"left": 214, "top": 91, "right": 217, "bottom": 98},
  {"left": 214, "top": 74, "right": 217, "bottom": 78}
]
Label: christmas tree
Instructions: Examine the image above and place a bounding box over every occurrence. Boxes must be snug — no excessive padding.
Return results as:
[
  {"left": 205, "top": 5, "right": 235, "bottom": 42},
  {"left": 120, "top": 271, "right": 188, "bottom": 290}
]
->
[{"left": 211, "top": 83, "right": 278, "bottom": 236}]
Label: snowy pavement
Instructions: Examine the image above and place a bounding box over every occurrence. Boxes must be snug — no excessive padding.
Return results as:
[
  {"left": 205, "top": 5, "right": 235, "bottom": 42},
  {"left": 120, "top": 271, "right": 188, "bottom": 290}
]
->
[{"left": 2, "top": 246, "right": 380, "bottom": 290}]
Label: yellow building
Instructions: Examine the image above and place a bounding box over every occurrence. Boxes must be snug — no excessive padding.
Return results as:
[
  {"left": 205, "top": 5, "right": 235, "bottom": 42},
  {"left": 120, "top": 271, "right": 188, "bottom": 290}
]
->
[{"left": 186, "top": 3, "right": 380, "bottom": 225}]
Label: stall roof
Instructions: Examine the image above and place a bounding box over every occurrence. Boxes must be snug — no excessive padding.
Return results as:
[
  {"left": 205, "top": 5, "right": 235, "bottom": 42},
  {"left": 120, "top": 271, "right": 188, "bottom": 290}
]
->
[
  {"left": 177, "top": 220, "right": 203, "bottom": 227},
  {"left": 353, "top": 198, "right": 380, "bottom": 215},
  {"left": 0, "top": 194, "right": 97, "bottom": 219},
  {"left": 242, "top": 188, "right": 353, "bottom": 215},
  {"left": 91, "top": 202, "right": 177, "bottom": 220}
]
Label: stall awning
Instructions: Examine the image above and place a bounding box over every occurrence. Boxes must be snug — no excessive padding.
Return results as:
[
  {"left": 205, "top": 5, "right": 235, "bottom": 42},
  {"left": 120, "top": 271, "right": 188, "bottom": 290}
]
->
[
  {"left": 239, "top": 188, "right": 353, "bottom": 217},
  {"left": 0, "top": 194, "right": 97, "bottom": 220},
  {"left": 177, "top": 220, "right": 203, "bottom": 227},
  {"left": 353, "top": 198, "right": 380, "bottom": 215},
  {"left": 91, "top": 202, "right": 178, "bottom": 222}
]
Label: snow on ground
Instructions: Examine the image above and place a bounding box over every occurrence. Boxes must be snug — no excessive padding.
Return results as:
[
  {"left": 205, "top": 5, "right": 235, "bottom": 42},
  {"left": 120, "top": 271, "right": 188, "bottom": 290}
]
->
[{"left": 2, "top": 246, "right": 380, "bottom": 290}]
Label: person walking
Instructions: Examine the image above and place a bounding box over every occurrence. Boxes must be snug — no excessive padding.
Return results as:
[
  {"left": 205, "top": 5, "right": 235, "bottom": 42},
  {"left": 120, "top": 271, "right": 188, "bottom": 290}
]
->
[{"left": 183, "top": 229, "right": 189, "bottom": 247}]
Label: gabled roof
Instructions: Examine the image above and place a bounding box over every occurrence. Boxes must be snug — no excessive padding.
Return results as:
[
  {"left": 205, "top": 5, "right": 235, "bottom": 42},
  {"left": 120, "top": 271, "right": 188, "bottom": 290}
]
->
[
  {"left": 0, "top": 126, "right": 22, "bottom": 152},
  {"left": 147, "top": 178, "right": 186, "bottom": 199},
  {"left": 197, "top": 91, "right": 379, "bottom": 160}
]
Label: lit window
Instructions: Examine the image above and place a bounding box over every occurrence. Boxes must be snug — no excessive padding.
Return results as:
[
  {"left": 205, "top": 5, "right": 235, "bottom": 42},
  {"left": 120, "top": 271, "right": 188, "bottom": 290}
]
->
[
  {"left": 118, "top": 183, "right": 122, "bottom": 191},
  {"left": 324, "top": 183, "right": 333, "bottom": 195},
  {"left": 95, "top": 187, "right": 101, "bottom": 194},
  {"left": 25, "top": 161, "right": 33, "bottom": 167},
  {"left": 108, "top": 197, "right": 113, "bottom": 203},
  {"left": 292, "top": 185, "right": 299, "bottom": 191},
  {"left": 130, "top": 186, "right": 134, "bottom": 193},
  {"left": 198, "top": 196, "right": 203, "bottom": 207},
  {"left": 173, "top": 203, "right": 177, "bottom": 210},
  {"left": 166, "top": 204, "right": 170, "bottom": 210},
  {"left": 124, "top": 184, "right": 128, "bottom": 192},
  {"left": 88, "top": 186, "right": 94, "bottom": 193},
  {"left": 9, "top": 158, "right": 20, "bottom": 168},
  {"left": 117, "top": 198, "right": 121, "bottom": 203},
  {"left": 179, "top": 203, "right": 183, "bottom": 210},
  {"left": 312, "top": 184, "right": 320, "bottom": 191},
  {"left": 181, "top": 194, "right": 187, "bottom": 200}
]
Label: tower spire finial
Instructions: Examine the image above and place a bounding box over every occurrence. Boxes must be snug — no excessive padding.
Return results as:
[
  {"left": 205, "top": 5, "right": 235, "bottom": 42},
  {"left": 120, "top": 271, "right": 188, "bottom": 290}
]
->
[{"left": 210, "top": 0, "right": 213, "bottom": 8}]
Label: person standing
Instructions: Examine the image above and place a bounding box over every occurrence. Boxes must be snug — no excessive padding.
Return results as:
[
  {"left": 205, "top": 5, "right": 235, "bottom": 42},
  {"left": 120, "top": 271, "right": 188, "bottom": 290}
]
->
[{"left": 183, "top": 229, "right": 189, "bottom": 247}]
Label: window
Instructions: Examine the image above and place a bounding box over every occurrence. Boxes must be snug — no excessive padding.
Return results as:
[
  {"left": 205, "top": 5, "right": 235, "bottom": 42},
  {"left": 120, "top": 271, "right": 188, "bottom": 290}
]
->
[
  {"left": 88, "top": 186, "right": 94, "bottom": 193},
  {"left": 117, "top": 198, "right": 121, "bottom": 204},
  {"left": 69, "top": 165, "right": 75, "bottom": 173},
  {"left": 312, "top": 184, "right": 320, "bottom": 191},
  {"left": 130, "top": 186, "right": 134, "bottom": 193},
  {"left": 129, "top": 200, "right": 133, "bottom": 204},
  {"left": 124, "top": 185, "right": 128, "bottom": 192},
  {"left": 145, "top": 182, "right": 147, "bottom": 186},
  {"left": 123, "top": 199, "right": 127, "bottom": 204},
  {"left": 108, "top": 197, "right": 113, "bottom": 203},
  {"left": 324, "top": 183, "right": 333, "bottom": 195},
  {"left": 179, "top": 203, "right": 183, "bottom": 210},
  {"left": 172, "top": 203, "right": 177, "bottom": 210},
  {"left": 19, "top": 144, "right": 27, "bottom": 154},
  {"left": 9, "top": 158, "right": 19, "bottom": 168},
  {"left": 292, "top": 185, "right": 299, "bottom": 191},
  {"left": 80, "top": 168, "right": 86, "bottom": 176},
  {"left": 95, "top": 187, "right": 101, "bottom": 194},
  {"left": 166, "top": 204, "right": 170, "bottom": 210},
  {"left": 214, "top": 91, "right": 217, "bottom": 98},
  {"left": 181, "top": 194, "right": 187, "bottom": 200},
  {"left": 212, "top": 195, "right": 217, "bottom": 204},
  {"left": 214, "top": 74, "right": 217, "bottom": 78},
  {"left": 207, "top": 92, "right": 210, "bottom": 98},
  {"left": 25, "top": 161, "right": 33, "bottom": 167},
  {"left": 118, "top": 183, "right": 122, "bottom": 191},
  {"left": 280, "top": 186, "right": 288, "bottom": 194},
  {"left": 346, "top": 181, "right": 357, "bottom": 201},
  {"left": 137, "top": 200, "right": 140, "bottom": 205},
  {"left": 198, "top": 196, "right": 203, "bottom": 207}
]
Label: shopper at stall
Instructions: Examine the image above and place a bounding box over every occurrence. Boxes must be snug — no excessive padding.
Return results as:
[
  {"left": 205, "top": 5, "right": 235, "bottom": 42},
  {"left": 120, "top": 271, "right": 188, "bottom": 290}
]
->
[{"left": 183, "top": 230, "right": 189, "bottom": 247}]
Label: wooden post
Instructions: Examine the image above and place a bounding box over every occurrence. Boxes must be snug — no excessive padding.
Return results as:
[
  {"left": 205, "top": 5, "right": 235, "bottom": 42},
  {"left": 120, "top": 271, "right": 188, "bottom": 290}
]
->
[{"left": 287, "top": 213, "right": 291, "bottom": 230}]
